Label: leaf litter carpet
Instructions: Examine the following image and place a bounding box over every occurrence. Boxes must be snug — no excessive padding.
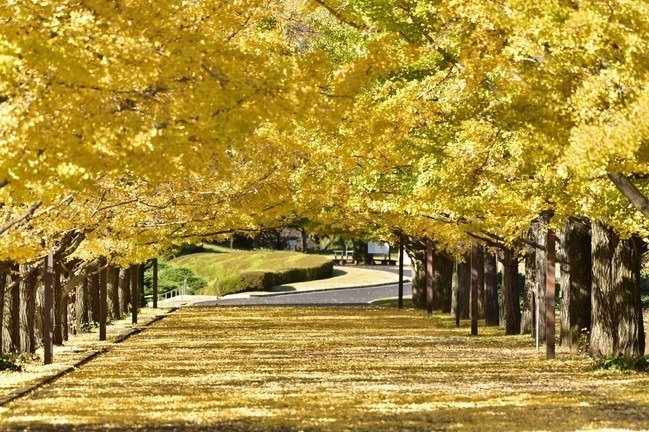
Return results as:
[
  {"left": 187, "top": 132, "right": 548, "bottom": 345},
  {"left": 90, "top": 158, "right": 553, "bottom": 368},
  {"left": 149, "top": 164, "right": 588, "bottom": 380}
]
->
[{"left": 1, "top": 306, "right": 649, "bottom": 431}]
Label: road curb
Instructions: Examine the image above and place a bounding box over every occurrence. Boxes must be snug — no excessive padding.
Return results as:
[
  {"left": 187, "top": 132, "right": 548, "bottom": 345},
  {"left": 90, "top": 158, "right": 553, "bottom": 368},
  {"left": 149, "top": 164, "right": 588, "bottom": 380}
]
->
[{"left": 0, "top": 308, "right": 177, "bottom": 408}]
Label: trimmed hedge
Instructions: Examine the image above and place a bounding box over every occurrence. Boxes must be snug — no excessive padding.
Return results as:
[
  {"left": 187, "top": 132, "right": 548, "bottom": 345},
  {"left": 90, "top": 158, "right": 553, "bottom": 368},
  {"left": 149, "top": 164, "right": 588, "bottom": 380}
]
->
[{"left": 214, "top": 261, "right": 334, "bottom": 296}]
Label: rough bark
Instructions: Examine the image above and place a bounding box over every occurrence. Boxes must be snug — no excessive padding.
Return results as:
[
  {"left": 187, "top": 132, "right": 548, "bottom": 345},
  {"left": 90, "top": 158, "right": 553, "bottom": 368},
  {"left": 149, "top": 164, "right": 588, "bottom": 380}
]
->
[
  {"left": 19, "top": 264, "right": 37, "bottom": 353},
  {"left": 452, "top": 256, "right": 470, "bottom": 320},
  {"left": 118, "top": 267, "right": 130, "bottom": 316},
  {"left": 533, "top": 216, "right": 549, "bottom": 341},
  {"left": 107, "top": 266, "right": 120, "bottom": 319},
  {"left": 89, "top": 272, "right": 100, "bottom": 323},
  {"left": 435, "top": 254, "right": 454, "bottom": 314},
  {"left": 484, "top": 251, "right": 499, "bottom": 326},
  {"left": 502, "top": 248, "right": 521, "bottom": 335},
  {"left": 52, "top": 262, "right": 64, "bottom": 345},
  {"left": 7, "top": 268, "right": 21, "bottom": 352},
  {"left": 76, "top": 276, "right": 90, "bottom": 331},
  {"left": 0, "top": 268, "right": 5, "bottom": 355},
  {"left": 34, "top": 279, "right": 44, "bottom": 349},
  {"left": 139, "top": 265, "right": 146, "bottom": 307},
  {"left": 559, "top": 218, "right": 592, "bottom": 350},
  {"left": 590, "top": 221, "right": 645, "bottom": 357},
  {"left": 477, "top": 247, "right": 485, "bottom": 319},
  {"left": 408, "top": 243, "right": 452, "bottom": 311},
  {"left": 409, "top": 248, "right": 426, "bottom": 308},
  {"left": 521, "top": 243, "right": 536, "bottom": 335},
  {"left": 607, "top": 172, "right": 649, "bottom": 218}
]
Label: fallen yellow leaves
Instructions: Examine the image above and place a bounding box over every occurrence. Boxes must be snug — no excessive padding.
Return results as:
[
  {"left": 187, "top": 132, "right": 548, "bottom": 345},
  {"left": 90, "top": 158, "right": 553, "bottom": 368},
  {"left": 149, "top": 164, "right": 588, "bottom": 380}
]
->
[{"left": 1, "top": 307, "right": 649, "bottom": 431}]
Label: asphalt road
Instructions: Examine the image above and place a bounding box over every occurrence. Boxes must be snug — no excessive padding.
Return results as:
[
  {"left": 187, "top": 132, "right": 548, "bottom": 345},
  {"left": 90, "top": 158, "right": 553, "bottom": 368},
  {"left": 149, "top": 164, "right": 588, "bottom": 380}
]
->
[
  {"left": 192, "top": 267, "right": 413, "bottom": 306},
  {"left": 196, "top": 283, "right": 412, "bottom": 306}
]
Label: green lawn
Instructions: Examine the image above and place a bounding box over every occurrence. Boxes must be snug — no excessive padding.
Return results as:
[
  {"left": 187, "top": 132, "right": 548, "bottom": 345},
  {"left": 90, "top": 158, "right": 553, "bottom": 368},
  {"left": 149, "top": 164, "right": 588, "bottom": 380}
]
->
[{"left": 170, "top": 250, "right": 333, "bottom": 296}]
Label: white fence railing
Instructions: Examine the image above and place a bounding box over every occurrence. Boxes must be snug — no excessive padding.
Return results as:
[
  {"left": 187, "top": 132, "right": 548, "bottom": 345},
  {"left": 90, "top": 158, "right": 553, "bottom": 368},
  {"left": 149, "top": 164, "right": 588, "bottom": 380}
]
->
[{"left": 145, "top": 279, "right": 189, "bottom": 304}]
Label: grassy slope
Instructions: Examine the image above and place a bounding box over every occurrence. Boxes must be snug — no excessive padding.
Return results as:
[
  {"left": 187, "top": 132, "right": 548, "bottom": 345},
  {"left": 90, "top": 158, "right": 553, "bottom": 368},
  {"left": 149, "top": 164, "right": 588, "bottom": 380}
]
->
[{"left": 170, "top": 250, "right": 332, "bottom": 295}]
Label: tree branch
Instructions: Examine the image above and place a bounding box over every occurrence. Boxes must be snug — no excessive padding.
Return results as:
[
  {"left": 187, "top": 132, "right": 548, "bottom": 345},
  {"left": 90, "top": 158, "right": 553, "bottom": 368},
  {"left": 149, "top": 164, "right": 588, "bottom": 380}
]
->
[
  {"left": 607, "top": 172, "right": 649, "bottom": 219},
  {"left": 311, "top": 0, "right": 368, "bottom": 30},
  {"left": 0, "top": 201, "right": 43, "bottom": 236}
]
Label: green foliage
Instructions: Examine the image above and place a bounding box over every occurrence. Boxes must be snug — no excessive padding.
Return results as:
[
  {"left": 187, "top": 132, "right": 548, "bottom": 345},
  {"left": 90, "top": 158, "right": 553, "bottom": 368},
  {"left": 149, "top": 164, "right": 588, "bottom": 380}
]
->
[
  {"left": 641, "top": 266, "right": 649, "bottom": 308},
  {"left": 217, "top": 271, "right": 275, "bottom": 296},
  {"left": 0, "top": 353, "right": 24, "bottom": 372},
  {"left": 167, "top": 243, "right": 206, "bottom": 259},
  {"left": 592, "top": 356, "right": 649, "bottom": 373},
  {"left": 213, "top": 261, "right": 334, "bottom": 296},
  {"left": 80, "top": 321, "right": 100, "bottom": 333},
  {"left": 143, "top": 261, "right": 207, "bottom": 296},
  {"left": 310, "top": 15, "right": 364, "bottom": 64}
]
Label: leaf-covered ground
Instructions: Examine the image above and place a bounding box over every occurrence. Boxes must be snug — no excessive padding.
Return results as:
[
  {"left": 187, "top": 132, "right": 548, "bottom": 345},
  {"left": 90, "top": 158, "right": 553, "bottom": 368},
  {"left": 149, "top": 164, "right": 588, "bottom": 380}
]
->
[{"left": 2, "top": 307, "right": 649, "bottom": 431}]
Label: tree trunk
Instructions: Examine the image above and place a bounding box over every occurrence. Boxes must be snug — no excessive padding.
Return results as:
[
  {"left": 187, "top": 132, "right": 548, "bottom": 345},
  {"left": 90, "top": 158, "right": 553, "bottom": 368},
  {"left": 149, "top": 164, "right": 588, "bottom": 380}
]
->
[
  {"left": 300, "top": 228, "right": 309, "bottom": 252},
  {"left": 409, "top": 248, "right": 426, "bottom": 308},
  {"left": 89, "top": 271, "right": 100, "bottom": 323},
  {"left": 130, "top": 264, "right": 139, "bottom": 324},
  {"left": 502, "top": 248, "right": 521, "bottom": 335},
  {"left": 139, "top": 265, "right": 146, "bottom": 307},
  {"left": 19, "top": 264, "right": 37, "bottom": 354},
  {"left": 590, "top": 221, "right": 645, "bottom": 357},
  {"left": 559, "top": 218, "right": 592, "bottom": 350},
  {"left": 7, "top": 268, "right": 21, "bottom": 353},
  {"left": 34, "top": 279, "right": 44, "bottom": 350},
  {"left": 452, "top": 257, "right": 471, "bottom": 320},
  {"left": 484, "top": 251, "right": 499, "bottom": 326},
  {"left": 521, "top": 243, "right": 536, "bottom": 335},
  {"left": 76, "top": 275, "right": 90, "bottom": 331},
  {"left": 435, "top": 253, "right": 454, "bottom": 314},
  {"left": 0, "top": 268, "right": 5, "bottom": 355},
  {"left": 533, "top": 216, "right": 548, "bottom": 341},
  {"left": 119, "top": 267, "right": 130, "bottom": 316},
  {"left": 52, "top": 262, "right": 65, "bottom": 345},
  {"left": 476, "top": 246, "right": 485, "bottom": 319},
  {"left": 107, "top": 266, "right": 120, "bottom": 319}
]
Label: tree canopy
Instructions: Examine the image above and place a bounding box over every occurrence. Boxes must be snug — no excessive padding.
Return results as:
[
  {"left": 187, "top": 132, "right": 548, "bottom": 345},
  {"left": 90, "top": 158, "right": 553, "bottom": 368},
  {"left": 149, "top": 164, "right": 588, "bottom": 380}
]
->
[{"left": 2, "top": 0, "right": 649, "bottom": 264}]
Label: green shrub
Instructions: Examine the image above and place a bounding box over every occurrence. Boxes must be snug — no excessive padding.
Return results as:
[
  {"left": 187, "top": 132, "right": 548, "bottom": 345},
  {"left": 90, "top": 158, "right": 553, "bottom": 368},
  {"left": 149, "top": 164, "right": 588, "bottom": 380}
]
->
[
  {"left": 592, "top": 356, "right": 649, "bottom": 372},
  {"left": 143, "top": 261, "right": 207, "bottom": 296},
  {"left": 641, "top": 267, "right": 649, "bottom": 308},
  {"left": 0, "top": 353, "right": 24, "bottom": 372},
  {"left": 212, "top": 261, "right": 333, "bottom": 296}
]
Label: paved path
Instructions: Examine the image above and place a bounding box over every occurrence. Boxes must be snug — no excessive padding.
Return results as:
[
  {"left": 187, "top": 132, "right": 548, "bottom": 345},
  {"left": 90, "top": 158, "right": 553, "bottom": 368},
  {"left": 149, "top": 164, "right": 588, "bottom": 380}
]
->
[{"left": 160, "top": 266, "right": 413, "bottom": 307}]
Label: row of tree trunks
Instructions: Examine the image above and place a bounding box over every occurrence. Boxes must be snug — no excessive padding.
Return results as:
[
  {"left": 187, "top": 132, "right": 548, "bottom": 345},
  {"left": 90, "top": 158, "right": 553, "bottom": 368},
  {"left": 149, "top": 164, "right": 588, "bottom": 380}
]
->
[
  {"left": 1, "top": 259, "right": 150, "bottom": 358},
  {"left": 409, "top": 240, "right": 500, "bottom": 327}
]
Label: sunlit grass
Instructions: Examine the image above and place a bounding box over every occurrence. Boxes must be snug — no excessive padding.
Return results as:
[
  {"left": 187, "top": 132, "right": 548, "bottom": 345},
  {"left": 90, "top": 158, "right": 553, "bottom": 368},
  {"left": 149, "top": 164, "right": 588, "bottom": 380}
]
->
[
  {"left": 2, "top": 307, "right": 649, "bottom": 431},
  {"left": 170, "top": 250, "right": 332, "bottom": 295}
]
